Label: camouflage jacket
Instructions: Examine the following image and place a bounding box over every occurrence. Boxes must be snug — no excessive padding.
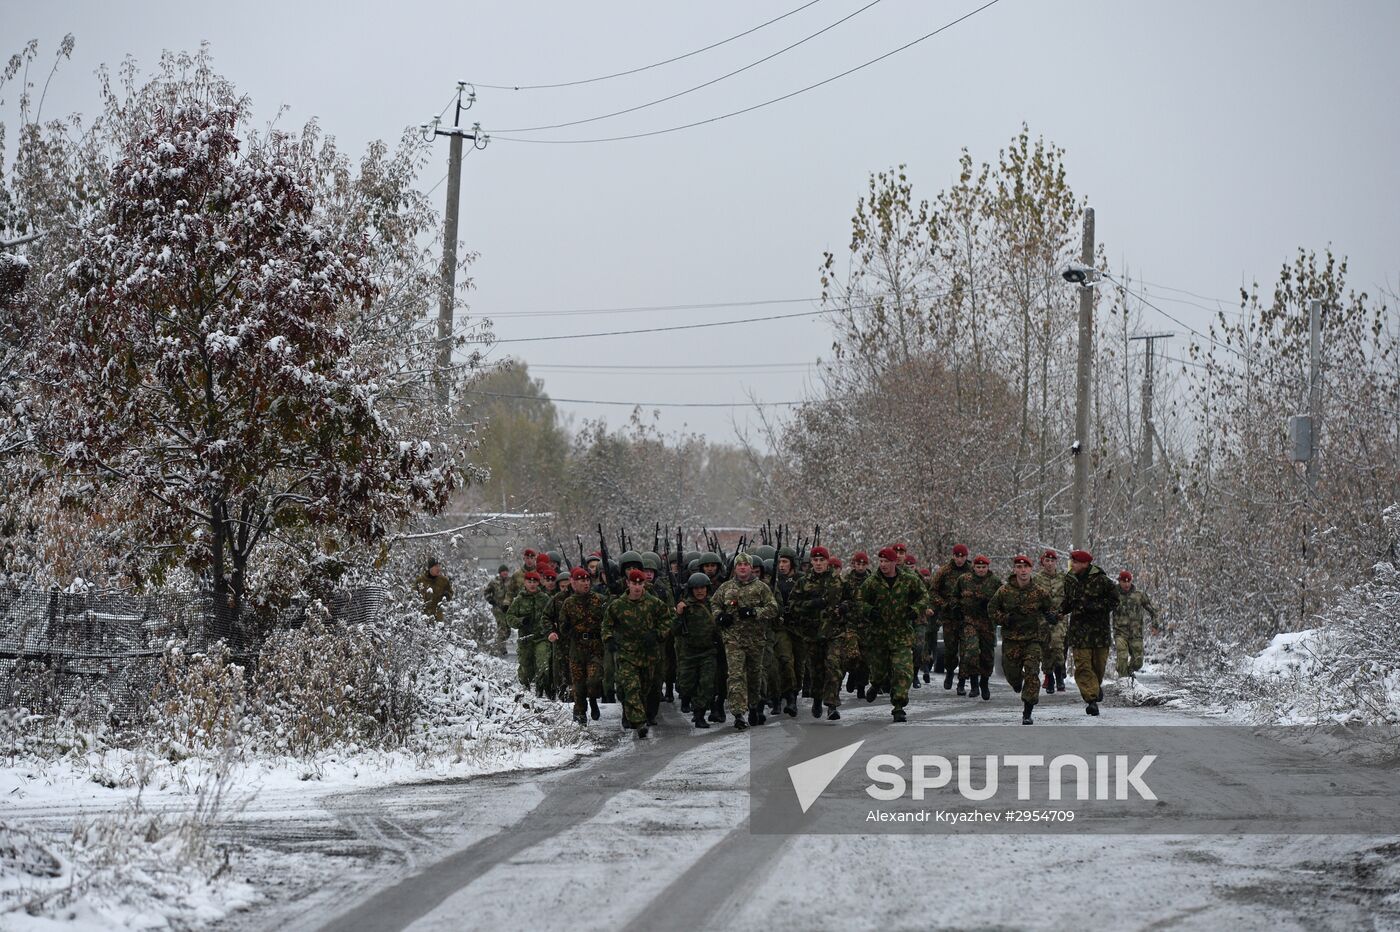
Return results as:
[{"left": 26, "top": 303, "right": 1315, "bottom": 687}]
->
[
  {"left": 504, "top": 567, "right": 530, "bottom": 606},
  {"left": 857, "top": 570, "right": 929, "bottom": 639},
  {"left": 840, "top": 570, "right": 873, "bottom": 629},
  {"left": 545, "top": 588, "right": 571, "bottom": 637},
  {"left": 416, "top": 572, "right": 453, "bottom": 620},
  {"left": 559, "top": 591, "right": 608, "bottom": 644},
  {"left": 1033, "top": 569, "right": 1066, "bottom": 620},
  {"left": 506, "top": 588, "right": 551, "bottom": 638},
  {"left": 787, "top": 568, "right": 844, "bottom": 640},
  {"left": 602, "top": 593, "right": 671, "bottom": 662},
  {"left": 674, "top": 598, "right": 718, "bottom": 654},
  {"left": 1112, "top": 587, "right": 1158, "bottom": 628},
  {"left": 483, "top": 576, "right": 509, "bottom": 611},
  {"left": 930, "top": 560, "right": 973, "bottom": 621},
  {"left": 712, "top": 575, "right": 779, "bottom": 637},
  {"left": 989, "top": 578, "right": 1055, "bottom": 641},
  {"left": 1062, "top": 565, "right": 1119, "bottom": 648},
  {"left": 954, "top": 571, "right": 1002, "bottom": 622}
]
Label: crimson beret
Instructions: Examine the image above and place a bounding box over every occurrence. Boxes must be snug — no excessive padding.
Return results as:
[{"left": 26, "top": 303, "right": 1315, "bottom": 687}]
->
[
  {"left": 877, "top": 547, "right": 898, "bottom": 561},
  {"left": 570, "top": 567, "right": 589, "bottom": 581},
  {"left": 523, "top": 570, "right": 541, "bottom": 581},
  {"left": 952, "top": 544, "right": 969, "bottom": 557},
  {"left": 810, "top": 545, "right": 830, "bottom": 559},
  {"left": 830, "top": 557, "right": 843, "bottom": 569},
  {"left": 851, "top": 551, "right": 869, "bottom": 563},
  {"left": 1042, "top": 549, "right": 1059, "bottom": 561},
  {"left": 1119, "top": 570, "right": 1133, "bottom": 582},
  {"left": 522, "top": 548, "right": 537, "bottom": 557},
  {"left": 972, "top": 554, "right": 991, "bottom": 566},
  {"left": 1070, "top": 549, "right": 1093, "bottom": 563},
  {"left": 626, "top": 568, "right": 645, "bottom": 583},
  {"left": 1012, "top": 555, "right": 1033, "bottom": 567},
  {"left": 904, "top": 554, "right": 917, "bottom": 564}
]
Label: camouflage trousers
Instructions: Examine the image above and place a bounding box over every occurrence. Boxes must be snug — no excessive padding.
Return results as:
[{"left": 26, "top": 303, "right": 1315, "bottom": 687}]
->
[
  {"left": 722, "top": 624, "right": 765, "bottom": 716},
  {"left": 941, "top": 616, "right": 961, "bottom": 676},
  {"left": 1072, "top": 647, "right": 1109, "bottom": 702},
  {"left": 763, "top": 630, "right": 780, "bottom": 701},
  {"left": 569, "top": 641, "right": 604, "bottom": 717},
  {"left": 491, "top": 609, "right": 511, "bottom": 654},
  {"left": 819, "top": 632, "right": 857, "bottom": 707},
  {"left": 959, "top": 617, "right": 996, "bottom": 677},
  {"left": 519, "top": 638, "right": 553, "bottom": 695},
  {"left": 616, "top": 653, "right": 658, "bottom": 728},
  {"left": 1042, "top": 616, "right": 1068, "bottom": 676},
  {"left": 663, "top": 633, "right": 678, "bottom": 687},
  {"left": 1001, "top": 639, "right": 1043, "bottom": 705},
  {"left": 603, "top": 647, "right": 616, "bottom": 698},
  {"left": 676, "top": 647, "right": 718, "bottom": 711},
  {"left": 912, "top": 622, "right": 929, "bottom": 673},
  {"left": 774, "top": 630, "right": 811, "bottom": 698},
  {"left": 1113, "top": 621, "right": 1144, "bottom": 677},
  {"left": 553, "top": 634, "right": 572, "bottom": 698},
  {"left": 864, "top": 628, "right": 915, "bottom": 710},
  {"left": 924, "top": 621, "right": 940, "bottom": 670}
]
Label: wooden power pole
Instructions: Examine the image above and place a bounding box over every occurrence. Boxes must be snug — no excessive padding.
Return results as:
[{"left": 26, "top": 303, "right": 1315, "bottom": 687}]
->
[{"left": 1071, "top": 207, "right": 1095, "bottom": 551}]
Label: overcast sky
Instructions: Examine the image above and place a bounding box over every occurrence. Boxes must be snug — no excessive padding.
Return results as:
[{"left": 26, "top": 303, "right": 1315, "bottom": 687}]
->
[{"left": 8, "top": 0, "right": 1400, "bottom": 443}]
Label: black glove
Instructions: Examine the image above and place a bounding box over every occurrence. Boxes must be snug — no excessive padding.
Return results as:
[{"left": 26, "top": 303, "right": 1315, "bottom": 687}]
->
[
  {"left": 716, "top": 611, "right": 735, "bottom": 629},
  {"left": 738, "top": 606, "right": 757, "bottom": 620}
]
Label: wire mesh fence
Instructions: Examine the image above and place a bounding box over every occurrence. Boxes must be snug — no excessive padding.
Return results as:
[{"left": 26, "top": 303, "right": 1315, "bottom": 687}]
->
[{"left": 0, "top": 584, "right": 387, "bottom": 724}]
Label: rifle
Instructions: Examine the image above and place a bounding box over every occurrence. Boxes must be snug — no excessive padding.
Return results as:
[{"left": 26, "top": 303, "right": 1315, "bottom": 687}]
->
[
  {"left": 770, "top": 523, "right": 784, "bottom": 593},
  {"left": 557, "top": 541, "right": 572, "bottom": 572},
  {"left": 653, "top": 522, "right": 661, "bottom": 556},
  {"left": 598, "top": 524, "right": 618, "bottom": 592},
  {"left": 576, "top": 535, "right": 587, "bottom": 571}
]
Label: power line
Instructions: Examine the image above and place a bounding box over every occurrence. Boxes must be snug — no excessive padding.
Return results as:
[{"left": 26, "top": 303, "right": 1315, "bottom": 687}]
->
[
  {"left": 471, "top": 0, "right": 829, "bottom": 91},
  {"left": 1107, "top": 273, "right": 1247, "bottom": 361},
  {"left": 527, "top": 361, "right": 817, "bottom": 372},
  {"left": 489, "top": 0, "right": 1006, "bottom": 144},
  {"left": 466, "top": 389, "right": 825, "bottom": 408},
  {"left": 483, "top": 294, "right": 827, "bottom": 319},
  {"left": 495, "top": 0, "right": 885, "bottom": 133},
  {"left": 481, "top": 307, "right": 829, "bottom": 343}
]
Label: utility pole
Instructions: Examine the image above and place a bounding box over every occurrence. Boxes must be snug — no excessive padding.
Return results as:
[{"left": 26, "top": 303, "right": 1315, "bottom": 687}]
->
[
  {"left": 1128, "top": 332, "right": 1173, "bottom": 473},
  {"left": 423, "top": 84, "right": 488, "bottom": 406},
  {"left": 1070, "top": 207, "right": 1095, "bottom": 551}
]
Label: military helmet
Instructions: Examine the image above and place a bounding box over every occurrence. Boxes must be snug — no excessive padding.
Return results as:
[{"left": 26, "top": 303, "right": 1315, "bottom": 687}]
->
[
  {"left": 698, "top": 551, "right": 721, "bottom": 567},
  {"left": 687, "top": 559, "right": 700, "bottom": 573},
  {"left": 777, "top": 546, "right": 797, "bottom": 562},
  {"left": 751, "top": 544, "right": 776, "bottom": 562},
  {"left": 618, "top": 550, "right": 644, "bottom": 568},
  {"left": 545, "top": 550, "right": 563, "bottom": 567},
  {"left": 684, "top": 550, "right": 700, "bottom": 567},
  {"left": 761, "top": 559, "right": 775, "bottom": 576},
  {"left": 687, "top": 572, "right": 711, "bottom": 591},
  {"left": 497, "top": 563, "right": 509, "bottom": 573},
  {"left": 641, "top": 552, "right": 662, "bottom": 572}
]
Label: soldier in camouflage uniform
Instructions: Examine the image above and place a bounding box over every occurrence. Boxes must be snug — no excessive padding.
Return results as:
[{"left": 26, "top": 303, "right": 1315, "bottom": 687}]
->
[
  {"left": 842, "top": 551, "right": 874, "bottom": 696},
  {"left": 697, "top": 552, "right": 727, "bottom": 723},
  {"left": 1061, "top": 549, "right": 1120, "bottom": 715},
  {"left": 857, "top": 547, "right": 928, "bottom": 723},
  {"left": 482, "top": 564, "right": 512, "bottom": 656},
  {"left": 544, "top": 567, "right": 573, "bottom": 702},
  {"left": 712, "top": 553, "right": 779, "bottom": 730},
  {"left": 506, "top": 571, "right": 553, "bottom": 696},
  {"left": 990, "top": 555, "right": 1055, "bottom": 724},
  {"left": 416, "top": 558, "right": 453, "bottom": 622},
  {"left": 1112, "top": 570, "right": 1157, "bottom": 678},
  {"left": 917, "top": 565, "right": 936, "bottom": 683},
  {"left": 602, "top": 569, "right": 671, "bottom": 739},
  {"left": 674, "top": 572, "right": 719, "bottom": 729},
  {"left": 930, "top": 545, "right": 973, "bottom": 693},
  {"left": 559, "top": 567, "right": 606, "bottom": 724},
  {"left": 1035, "top": 550, "right": 1069, "bottom": 693},
  {"left": 503, "top": 548, "right": 541, "bottom": 605},
  {"left": 641, "top": 552, "right": 676, "bottom": 705},
  {"left": 788, "top": 546, "right": 847, "bottom": 720},
  {"left": 771, "top": 546, "right": 804, "bottom": 716},
  {"left": 955, "top": 554, "right": 1001, "bottom": 701}
]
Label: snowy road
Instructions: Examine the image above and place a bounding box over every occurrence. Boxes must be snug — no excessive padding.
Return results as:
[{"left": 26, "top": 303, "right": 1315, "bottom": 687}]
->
[{"left": 213, "top": 675, "right": 1400, "bottom": 932}]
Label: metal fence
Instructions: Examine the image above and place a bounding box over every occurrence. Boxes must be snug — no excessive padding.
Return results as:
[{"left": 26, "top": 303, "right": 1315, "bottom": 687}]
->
[{"left": 0, "top": 585, "right": 386, "bottom": 723}]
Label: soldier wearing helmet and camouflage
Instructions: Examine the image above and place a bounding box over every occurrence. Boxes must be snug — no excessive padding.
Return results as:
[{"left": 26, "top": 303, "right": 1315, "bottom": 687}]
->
[
  {"left": 674, "top": 572, "right": 720, "bottom": 729},
  {"left": 712, "top": 553, "right": 779, "bottom": 730}
]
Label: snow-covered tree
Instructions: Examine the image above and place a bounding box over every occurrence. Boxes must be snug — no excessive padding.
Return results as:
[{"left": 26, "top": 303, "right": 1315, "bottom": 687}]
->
[{"left": 26, "top": 59, "right": 466, "bottom": 615}]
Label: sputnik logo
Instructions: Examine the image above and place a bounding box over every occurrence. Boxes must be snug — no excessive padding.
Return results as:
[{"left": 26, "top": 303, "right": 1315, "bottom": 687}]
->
[{"left": 787, "top": 740, "right": 865, "bottom": 813}]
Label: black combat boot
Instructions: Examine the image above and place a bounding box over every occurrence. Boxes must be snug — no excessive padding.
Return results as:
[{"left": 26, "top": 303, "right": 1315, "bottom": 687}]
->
[
  {"left": 1043, "top": 673, "right": 1055, "bottom": 694},
  {"left": 734, "top": 713, "right": 748, "bottom": 731},
  {"left": 923, "top": 669, "right": 931, "bottom": 684},
  {"left": 865, "top": 684, "right": 879, "bottom": 702},
  {"left": 980, "top": 678, "right": 991, "bottom": 701},
  {"left": 1096, "top": 687, "right": 1104, "bottom": 703},
  {"left": 1085, "top": 701, "right": 1100, "bottom": 716},
  {"left": 944, "top": 669, "right": 955, "bottom": 690},
  {"left": 664, "top": 683, "right": 674, "bottom": 703},
  {"left": 680, "top": 696, "right": 691, "bottom": 713},
  {"left": 603, "top": 689, "right": 616, "bottom": 704},
  {"left": 965, "top": 674, "right": 978, "bottom": 698},
  {"left": 589, "top": 698, "right": 601, "bottom": 721},
  {"left": 1055, "top": 667, "right": 1067, "bottom": 692},
  {"left": 771, "top": 695, "right": 784, "bottom": 716},
  {"left": 956, "top": 676, "right": 967, "bottom": 696},
  {"left": 573, "top": 710, "right": 586, "bottom": 725},
  {"left": 912, "top": 675, "right": 921, "bottom": 689},
  {"left": 826, "top": 705, "right": 840, "bottom": 721},
  {"left": 784, "top": 692, "right": 799, "bottom": 717},
  {"left": 709, "top": 698, "right": 725, "bottom": 723},
  {"left": 891, "top": 707, "right": 907, "bottom": 723},
  {"left": 811, "top": 695, "right": 823, "bottom": 718},
  {"left": 636, "top": 724, "right": 649, "bottom": 739},
  {"left": 692, "top": 709, "right": 710, "bottom": 729},
  {"left": 1022, "top": 701, "right": 1034, "bottom": 725}
]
